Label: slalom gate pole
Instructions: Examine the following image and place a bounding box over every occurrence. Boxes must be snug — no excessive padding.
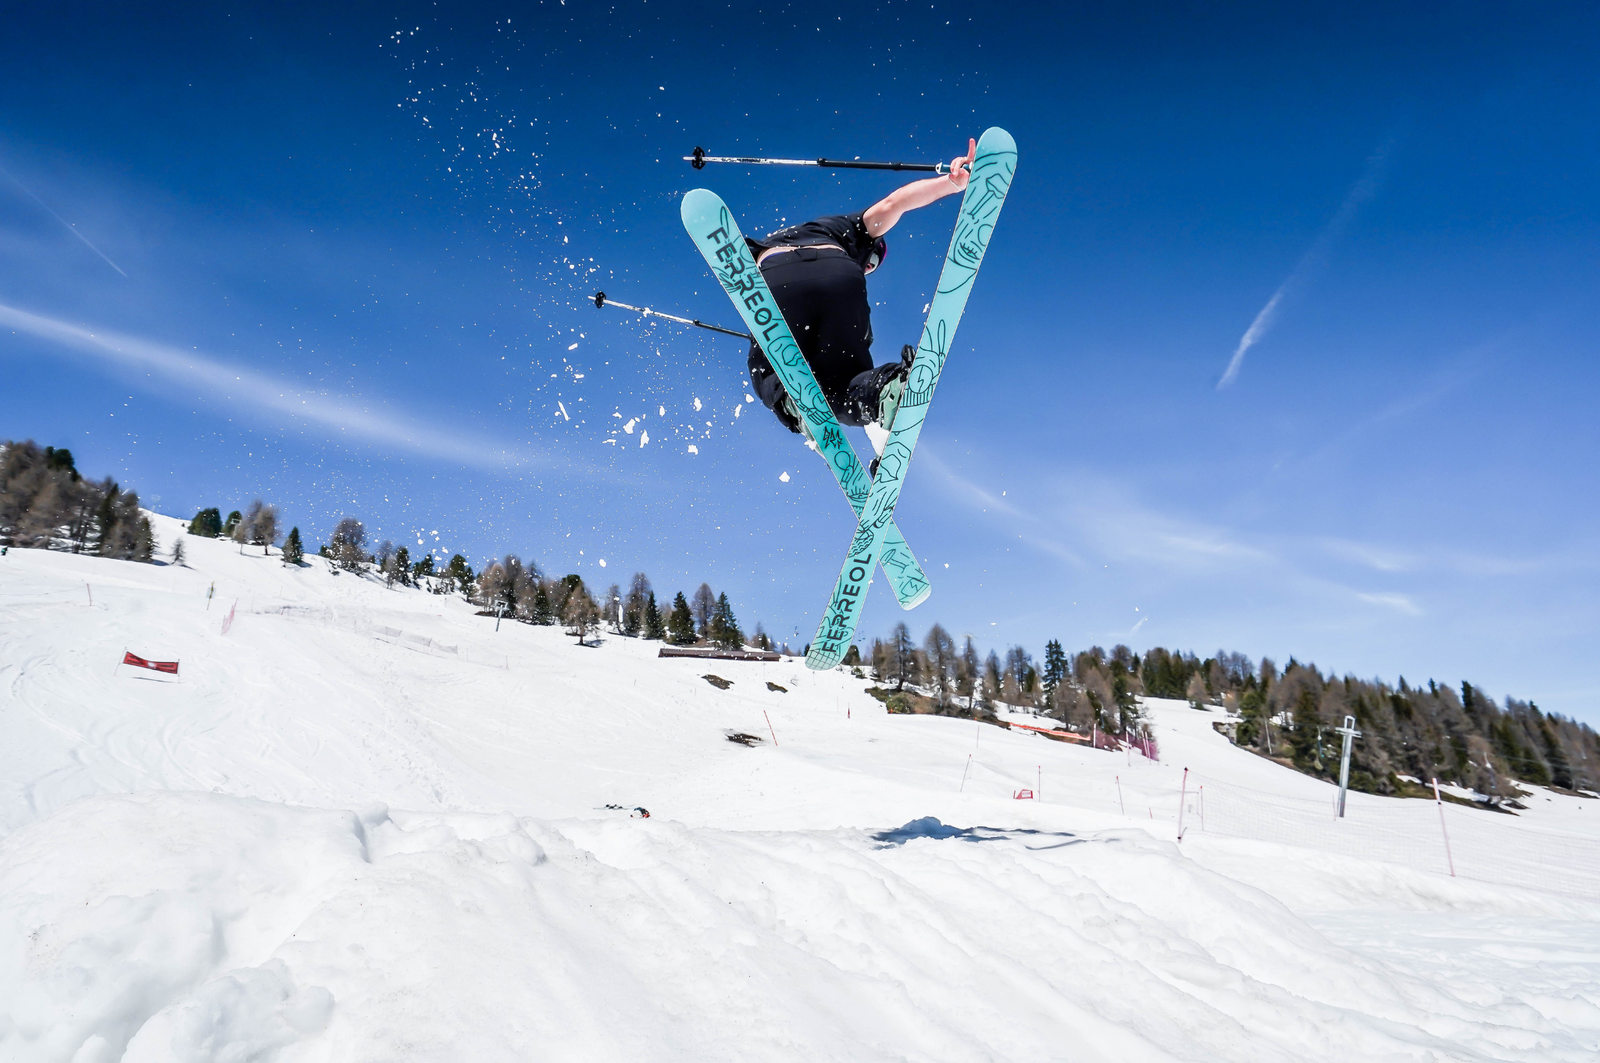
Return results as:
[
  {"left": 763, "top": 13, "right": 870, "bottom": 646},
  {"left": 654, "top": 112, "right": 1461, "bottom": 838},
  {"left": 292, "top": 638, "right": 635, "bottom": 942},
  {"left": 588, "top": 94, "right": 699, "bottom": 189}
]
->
[
  {"left": 685, "top": 146, "right": 950, "bottom": 174},
  {"left": 764, "top": 710, "right": 778, "bottom": 747},
  {"left": 959, "top": 753, "right": 972, "bottom": 792},
  {"left": 1432, "top": 778, "right": 1456, "bottom": 877},
  {"left": 592, "top": 292, "right": 751, "bottom": 340},
  {"left": 1115, "top": 775, "right": 1125, "bottom": 815},
  {"left": 1177, "top": 767, "right": 1189, "bottom": 841}
]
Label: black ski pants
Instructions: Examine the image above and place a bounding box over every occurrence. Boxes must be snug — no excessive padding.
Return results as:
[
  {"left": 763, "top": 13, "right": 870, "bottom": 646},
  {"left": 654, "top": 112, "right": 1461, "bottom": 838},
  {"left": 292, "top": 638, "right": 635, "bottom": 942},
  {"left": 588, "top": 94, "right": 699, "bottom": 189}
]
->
[{"left": 747, "top": 247, "right": 881, "bottom": 429}]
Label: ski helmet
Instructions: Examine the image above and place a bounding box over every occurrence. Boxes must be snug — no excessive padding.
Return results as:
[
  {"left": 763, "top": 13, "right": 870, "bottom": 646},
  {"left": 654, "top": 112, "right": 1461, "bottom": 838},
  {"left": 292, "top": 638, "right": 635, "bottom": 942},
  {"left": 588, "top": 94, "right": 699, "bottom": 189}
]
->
[{"left": 865, "top": 237, "right": 887, "bottom": 273}]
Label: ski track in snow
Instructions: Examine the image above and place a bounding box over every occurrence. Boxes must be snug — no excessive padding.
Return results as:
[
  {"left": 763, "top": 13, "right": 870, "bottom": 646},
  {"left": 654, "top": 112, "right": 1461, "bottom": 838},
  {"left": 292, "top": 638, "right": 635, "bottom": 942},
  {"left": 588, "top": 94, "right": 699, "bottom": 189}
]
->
[{"left": 2, "top": 513, "right": 1599, "bottom": 1061}]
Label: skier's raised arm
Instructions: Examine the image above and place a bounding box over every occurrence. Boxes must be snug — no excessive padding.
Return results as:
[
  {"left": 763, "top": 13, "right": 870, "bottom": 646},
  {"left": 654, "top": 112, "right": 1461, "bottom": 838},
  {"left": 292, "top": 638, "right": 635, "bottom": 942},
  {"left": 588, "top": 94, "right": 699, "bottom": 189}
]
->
[{"left": 861, "top": 138, "right": 976, "bottom": 239}]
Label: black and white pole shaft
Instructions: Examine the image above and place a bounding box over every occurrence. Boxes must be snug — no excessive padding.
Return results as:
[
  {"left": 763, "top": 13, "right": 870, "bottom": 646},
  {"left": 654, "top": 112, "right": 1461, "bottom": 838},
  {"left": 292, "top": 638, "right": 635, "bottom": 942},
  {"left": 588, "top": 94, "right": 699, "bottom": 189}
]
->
[
  {"left": 592, "top": 292, "right": 751, "bottom": 341},
  {"left": 685, "top": 146, "right": 949, "bottom": 174},
  {"left": 1333, "top": 714, "right": 1362, "bottom": 818}
]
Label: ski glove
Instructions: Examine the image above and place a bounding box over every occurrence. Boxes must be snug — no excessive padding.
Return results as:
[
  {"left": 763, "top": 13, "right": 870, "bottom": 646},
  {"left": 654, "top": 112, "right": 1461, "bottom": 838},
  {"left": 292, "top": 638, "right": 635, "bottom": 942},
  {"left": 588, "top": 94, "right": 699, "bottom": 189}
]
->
[{"left": 773, "top": 386, "right": 804, "bottom": 434}]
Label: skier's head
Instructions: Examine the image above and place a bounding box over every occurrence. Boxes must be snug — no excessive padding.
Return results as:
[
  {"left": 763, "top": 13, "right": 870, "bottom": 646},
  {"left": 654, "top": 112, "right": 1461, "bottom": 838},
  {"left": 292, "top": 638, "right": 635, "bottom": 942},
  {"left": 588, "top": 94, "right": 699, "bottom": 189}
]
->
[{"left": 864, "top": 238, "right": 887, "bottom": 275}]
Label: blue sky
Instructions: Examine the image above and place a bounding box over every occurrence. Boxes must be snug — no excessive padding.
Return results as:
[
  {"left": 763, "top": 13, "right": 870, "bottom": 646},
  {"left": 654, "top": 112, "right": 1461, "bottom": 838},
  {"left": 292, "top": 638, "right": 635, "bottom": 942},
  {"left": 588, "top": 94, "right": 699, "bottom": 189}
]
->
[{"left": 3, "top": 2, "right": 1597, "bottom": 720}]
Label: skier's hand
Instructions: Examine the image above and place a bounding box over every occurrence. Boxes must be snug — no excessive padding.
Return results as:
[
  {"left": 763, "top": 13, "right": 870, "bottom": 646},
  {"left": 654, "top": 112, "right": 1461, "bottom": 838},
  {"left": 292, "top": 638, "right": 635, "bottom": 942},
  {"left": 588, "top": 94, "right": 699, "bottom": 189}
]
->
[{"left": 946, "top": 138, "right": 977, "bottom": 192}]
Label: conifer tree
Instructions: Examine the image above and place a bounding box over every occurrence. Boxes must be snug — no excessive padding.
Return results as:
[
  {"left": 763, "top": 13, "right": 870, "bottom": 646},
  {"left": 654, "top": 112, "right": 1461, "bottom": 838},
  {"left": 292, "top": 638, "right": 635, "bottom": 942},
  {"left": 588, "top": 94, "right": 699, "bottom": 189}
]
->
[
  {"left": 644, "top": 591, "right": 666, "bottom": 640},
  {"left": 708, "top": 592, "right": 742, "bottom": 649},
  {"left": 188, "top": 508, "right": 222, "bottom": 538},
  {"left": 171, "top": 538, "right": 186, "bottom": 567},
  {"left": 445, "top": 554, "right": 474, "bottom": 596},
  {"left": 223, "top": 510, "right": 242, "bottom": 539},
  {"left": 1042, "top": 640, "right": 1067, "bottom": 710},
  {"left": 134, "top": 517, "right": 155, "bottom": 563},
  {"left": 667, "top": 591, "right": 695, "bottom": 645},
  {"left": 623, "top": 572, "right": 650, "bottom": 636},
  {"left": 531, "top": 581, "right": 554, "bottom": 625},
  {"left": 281, "top": 527, "right": 304, "bottom": 565}
]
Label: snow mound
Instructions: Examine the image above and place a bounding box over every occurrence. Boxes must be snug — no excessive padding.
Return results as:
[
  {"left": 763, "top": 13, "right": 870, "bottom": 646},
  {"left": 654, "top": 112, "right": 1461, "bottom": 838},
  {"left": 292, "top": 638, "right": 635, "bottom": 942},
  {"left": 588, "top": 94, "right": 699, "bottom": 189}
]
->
[{"left": 15, "top": 791, "right": 1598, "bottom": 1062}]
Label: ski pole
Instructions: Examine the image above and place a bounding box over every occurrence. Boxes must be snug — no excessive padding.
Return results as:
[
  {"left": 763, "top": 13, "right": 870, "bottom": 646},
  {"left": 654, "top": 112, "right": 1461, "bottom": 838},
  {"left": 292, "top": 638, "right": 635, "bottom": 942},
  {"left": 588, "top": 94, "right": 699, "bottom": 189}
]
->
[
  {"left": 685, "top": 146, "right": 950, "bottom": 174},
  {"left": 592, "top": 292, "right": 752, "bottom": 340}
]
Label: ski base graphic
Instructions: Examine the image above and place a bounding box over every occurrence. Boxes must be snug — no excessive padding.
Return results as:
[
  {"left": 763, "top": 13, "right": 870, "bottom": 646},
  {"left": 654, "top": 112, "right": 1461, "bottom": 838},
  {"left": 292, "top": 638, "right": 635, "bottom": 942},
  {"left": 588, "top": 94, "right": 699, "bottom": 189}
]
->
[
  {"left": 681, "top": 189, "right": 932, "bottom": 610},
  {"left": 805, "top": 127, "right": 1016, "bottom": 669}
]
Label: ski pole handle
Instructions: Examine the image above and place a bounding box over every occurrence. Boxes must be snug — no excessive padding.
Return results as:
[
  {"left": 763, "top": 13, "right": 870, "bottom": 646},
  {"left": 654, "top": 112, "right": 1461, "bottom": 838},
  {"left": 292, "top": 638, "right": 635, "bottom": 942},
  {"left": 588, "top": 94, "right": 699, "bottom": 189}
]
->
[
  {"left": 592, "top": 292, "right": 752, "bottom": 341},
  {"left": 686, "top": 146, "right": 948, "bottom": 174}
]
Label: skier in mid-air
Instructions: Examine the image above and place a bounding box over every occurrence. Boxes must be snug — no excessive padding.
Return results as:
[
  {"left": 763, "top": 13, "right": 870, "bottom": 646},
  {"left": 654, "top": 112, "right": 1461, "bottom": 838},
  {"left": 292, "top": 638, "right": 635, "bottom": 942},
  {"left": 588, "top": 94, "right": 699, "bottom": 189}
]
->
[{"left": 745, "top": 137, "right": 976, "bottom": 451}]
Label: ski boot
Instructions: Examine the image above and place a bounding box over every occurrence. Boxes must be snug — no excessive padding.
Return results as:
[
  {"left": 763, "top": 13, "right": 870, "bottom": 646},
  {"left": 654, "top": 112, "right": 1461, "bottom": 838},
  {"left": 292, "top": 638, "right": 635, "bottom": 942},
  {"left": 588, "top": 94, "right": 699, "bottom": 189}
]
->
[{"left": 862, "top": 344, "right": 916, "bottom": 474}]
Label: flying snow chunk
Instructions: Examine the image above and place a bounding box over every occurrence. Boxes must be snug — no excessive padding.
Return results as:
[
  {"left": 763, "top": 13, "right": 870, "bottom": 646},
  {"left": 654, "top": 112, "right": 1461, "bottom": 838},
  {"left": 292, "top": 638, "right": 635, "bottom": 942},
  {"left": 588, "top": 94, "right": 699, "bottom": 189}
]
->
[
  {"left": 693, "top": 397, "right": 702, "bottom": 412},
  {"left": 568, "top": 343, "right": 579, "bottom": 351},
  {"left": 745, "top": 394, "right": 755, "bottom": 403},
  {"left": 558, "top": 402, "right": 571, "bottom": 421},
  {"left": 658, "top": 405, "right": 665, "bottom": 416},
  {"left": 624, "top": 419, "right": 636, "bottom": 434},
  {"left": 687, "top": 445, "right": 698, "bottom": 454},
  {"left": 779, "top": 471, "right": 790, "bottom": 483},
  {"left": 734, "top": 405, "right": 742, "bottom": 418},
  {"left": 639, "top": 430, "right": 649, "bottom": 447},
  {"left": 598, "top": 559, "right": 607, "bottom": 567}
]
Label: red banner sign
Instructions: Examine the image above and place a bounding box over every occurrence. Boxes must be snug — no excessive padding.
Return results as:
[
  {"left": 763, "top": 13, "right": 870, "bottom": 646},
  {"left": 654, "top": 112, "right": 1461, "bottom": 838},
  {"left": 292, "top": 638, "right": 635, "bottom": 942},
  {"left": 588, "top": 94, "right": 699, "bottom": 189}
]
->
[{"left": 123, "top": 651, "right": 179, "bottom": 675}]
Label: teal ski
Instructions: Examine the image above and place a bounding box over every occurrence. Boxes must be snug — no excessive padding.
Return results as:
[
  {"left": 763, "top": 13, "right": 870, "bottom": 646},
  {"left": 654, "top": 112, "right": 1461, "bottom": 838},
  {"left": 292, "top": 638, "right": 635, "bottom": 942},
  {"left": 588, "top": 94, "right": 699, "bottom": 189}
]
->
[
  {"left": 681, "top": 189, "right": 932, "bottom": 609},
  {"left": 805, "top": 127, "right": 1017, "bottom": 669}
]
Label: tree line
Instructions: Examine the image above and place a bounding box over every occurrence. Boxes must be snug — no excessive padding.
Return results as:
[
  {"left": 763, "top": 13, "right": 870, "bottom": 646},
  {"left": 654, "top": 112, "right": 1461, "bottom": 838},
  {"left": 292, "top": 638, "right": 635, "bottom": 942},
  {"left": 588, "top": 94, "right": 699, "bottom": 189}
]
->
[
  {"left": 13, "top": 436, "right": 1587, "bottom": 798},
  {"left": 313, "top": 515, "right": 759, "bottom": 652},
  {"left": 1, "top": 440, "right": 154, "bottom": 561},
  {"left": 865, "top": 622, "right": 1600, "bottom": 799}
]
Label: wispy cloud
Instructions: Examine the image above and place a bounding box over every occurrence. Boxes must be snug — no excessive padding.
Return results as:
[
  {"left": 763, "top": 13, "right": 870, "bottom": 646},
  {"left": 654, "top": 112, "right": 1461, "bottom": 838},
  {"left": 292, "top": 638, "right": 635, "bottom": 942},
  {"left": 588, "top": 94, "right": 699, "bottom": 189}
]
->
[
  {"left": 1353, "top": 591, "right": 1422, "bottom": 615},
  {"left": 1217, "top": 137, "right": 1396, "bottom": 389},
  {"left": 0, "top": 302, "right": 548, "bottom": 472},
  {"left": 0, "top": 163, "right": 128, "bottom": 277}
]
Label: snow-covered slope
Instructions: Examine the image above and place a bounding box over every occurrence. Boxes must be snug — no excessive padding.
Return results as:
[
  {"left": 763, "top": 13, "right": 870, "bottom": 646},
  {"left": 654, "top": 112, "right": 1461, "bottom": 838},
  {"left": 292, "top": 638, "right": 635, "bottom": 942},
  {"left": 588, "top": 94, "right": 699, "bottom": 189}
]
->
[{"left": 3, "top": 514, "right": 1598, "bottom": 1061}]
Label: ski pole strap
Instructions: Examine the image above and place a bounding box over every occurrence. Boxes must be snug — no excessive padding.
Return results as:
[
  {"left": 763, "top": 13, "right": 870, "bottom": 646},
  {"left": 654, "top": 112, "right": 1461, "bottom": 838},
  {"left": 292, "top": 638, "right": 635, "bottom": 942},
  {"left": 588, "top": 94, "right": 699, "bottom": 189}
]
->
[
  {"left": 592, "top": 292, "right": 752, "bottom": 340},
  {"left": 686, "top": 147, "right": 948, "bottom": 174}
]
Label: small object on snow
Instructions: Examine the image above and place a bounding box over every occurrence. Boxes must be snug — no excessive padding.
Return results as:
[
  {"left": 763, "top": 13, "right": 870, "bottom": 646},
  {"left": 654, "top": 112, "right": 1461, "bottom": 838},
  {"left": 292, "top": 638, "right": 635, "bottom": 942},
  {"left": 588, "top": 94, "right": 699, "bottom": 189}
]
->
[
  {"left": 658, "top": 646, "right": 780, "bottom": 661},
  {"left": 766, "top": 681, "right": 787, "bottom": 693},
  {"left": 703, "top": 674, "right": 733, "bottom": 690},
  {"left": 119, "top": 651, "right": 179, "bottom": 676},
  {"left": 725, "top": 732, "right": 763, "bottom": 746},
  {"left": 602, "top": 804, "right": 651, "bottom": 818},
  {"left": 1013, "top": 789, "right": 1034, "bottom": 800}
]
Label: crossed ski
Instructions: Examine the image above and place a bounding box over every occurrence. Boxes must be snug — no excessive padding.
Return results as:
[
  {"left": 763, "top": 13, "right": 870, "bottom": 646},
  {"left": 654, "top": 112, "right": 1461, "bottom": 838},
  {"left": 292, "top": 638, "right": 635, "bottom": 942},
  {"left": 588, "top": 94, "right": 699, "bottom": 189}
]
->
[
  {"left": 804, "top": 127, "right": 1016, "bottom": 670},
  {"left": 681, "top": 191, "right": 932, "bottom": 609}
]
